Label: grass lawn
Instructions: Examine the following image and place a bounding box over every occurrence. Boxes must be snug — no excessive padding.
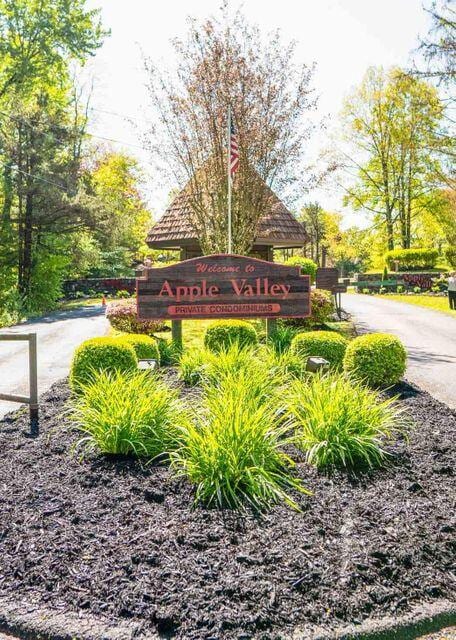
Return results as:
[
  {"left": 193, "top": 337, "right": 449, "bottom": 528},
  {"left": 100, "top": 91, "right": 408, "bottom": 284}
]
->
[
  {"left": 383, "top": 294, "right": 456, "bottom": 317},
  {"left": 59, "top": 297, "right": 105, "bottom": 310}
]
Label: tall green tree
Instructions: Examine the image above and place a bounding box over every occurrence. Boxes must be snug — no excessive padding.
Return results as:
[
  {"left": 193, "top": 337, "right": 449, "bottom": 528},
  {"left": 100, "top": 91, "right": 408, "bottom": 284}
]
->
[{"left": 341, "top": 67, "right": 445, "bottom": 250}]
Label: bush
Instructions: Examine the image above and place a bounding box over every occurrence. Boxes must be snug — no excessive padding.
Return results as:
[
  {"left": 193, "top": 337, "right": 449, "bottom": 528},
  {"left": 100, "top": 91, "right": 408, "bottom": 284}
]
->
[
  {"left": 106, "top": 300, "right": 167, "bottom": 335},
  {"left": 269, "top": 325, "right": 297, "bottom": 354},
  {"left": 116, "top": 334, "right": 160, "bottom": 361},
  {"left": 284, "top": 256, "right": 318, "bottom": 282},
  {"left": 286, "top": 372, "right": 408, "bottom": 469},
  {"left": 445, "top": 246, "right": 456, "bottom": 268},
  {"left": 155, "top": 337, "right": 181, "bottom": 365},
  {"left": 384, "top": 247, "right": 439, "bottom": 271},
  {"left": 115, "top": 289, "right": 131, "bottom": 298},
  {"left": 291, "top": 330, "right": 348, "bottom": 368},
  {"left": 204, "top": 319, "right": 258, "bottom": 352},
  {"left": 171, "top": 367, "right": 308, "bottom": 510},
  {"left": 70, "top": 337, "right": 138, "bottom": 391},
  {"left": 178, "top": 344, "right": 260, "bottom": 387},
  {"left": 71, "top": 369, "right": 188, "bottom": 457},
  {"left": 281, "top": 289, "right": 335, "bottom": 328},
  {"left": 343, "top": 333, "right": 406, "bottom": 387}
]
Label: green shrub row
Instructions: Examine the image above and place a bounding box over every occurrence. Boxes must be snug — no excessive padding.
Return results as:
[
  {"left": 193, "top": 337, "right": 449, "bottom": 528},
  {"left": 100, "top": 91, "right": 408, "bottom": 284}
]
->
[{"left": 384, "top": 247, "right": 439, "bottom": 270}]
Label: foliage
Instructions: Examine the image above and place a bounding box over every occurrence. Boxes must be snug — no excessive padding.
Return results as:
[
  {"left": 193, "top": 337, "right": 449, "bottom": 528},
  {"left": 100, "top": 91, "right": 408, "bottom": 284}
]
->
[
  {"left": 106, "top": 300, "right": 166, "bottom": 335},
  {"left": 342, "top": 67, "right": 446, "bottom": 251},
  {"left": 284, "top": 256, "right": 317, "bottom": 282},
  {"left": 285, "top": 372, "right": 408, "bottom": 469},
  {"left": 282, "top": 289, "right": 335, "bottom": 328},
  {"left": 290, "top": 330, "right": 348, "bottom": 368},
  {"left": 116, "top": 290, "right": 131, "bottom": 298},
  {"left": 417, "top": 0, "right": 455, "bottom": 85},
  {"left": 269, "top": 325, "right": 298, "bottom": 354},
  {"left": 446, "top": 246, "right": 456, "bottom": 267},
  {"left": 178, "top": 343, "right": 259, "bottom": 387},
  {"left": 171, "top": 367, "right": 308, "bottom": 511},
  {"left": 71, "top": 369, "right": 188, "bottom": 458},
  {"left": 155, "top": 337, "right": 181, "bottom": 365},
  {"left": 343, "top": 333, "right": 407, "bottom": 387},
  {"left": 384, "top": 247, "right": 439, "bottom": 270},
  {"left": 116, "top": 334, "right": 160, "bottom": 361},
  {"left": 204, "top": 319, "right": 258, "bottom": 352},
  {"left": 69, "top": 337, "right": 138, "bottom": 392},
  {"left": 144, "top": 6, "right": 316, "bottom": 254}
]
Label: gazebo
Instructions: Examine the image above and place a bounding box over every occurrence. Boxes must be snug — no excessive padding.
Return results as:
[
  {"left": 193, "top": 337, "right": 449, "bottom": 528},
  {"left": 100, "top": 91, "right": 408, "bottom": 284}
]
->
[{"left": 146, "top": 184, "right": 308, "bottom": 261}]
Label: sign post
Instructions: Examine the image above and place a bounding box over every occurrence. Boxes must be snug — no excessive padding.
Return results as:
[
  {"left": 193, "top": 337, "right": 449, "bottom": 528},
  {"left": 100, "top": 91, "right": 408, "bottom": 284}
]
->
[{"left": 137, "top": 254, "right": 311, "bottom": 343}]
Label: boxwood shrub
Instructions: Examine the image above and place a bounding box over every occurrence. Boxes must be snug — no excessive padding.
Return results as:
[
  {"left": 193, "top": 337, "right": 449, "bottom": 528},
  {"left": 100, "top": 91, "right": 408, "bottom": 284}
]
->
[
  {"left": 290, "top": 330, "right": 348, "bottom": 368},
  {"left": 70, "top": 337, "right": 138, "bottom": 392},
  {"left": 116, "top": 334, "right": 160, "bottom": 362},
  {"left": 343, "top": 333, "right": 406, "bottom": 387},
  {"left": 204, "top": 319, "right": 258, "bottom": 352},
  {"left": 384, "top": 247, "right": 438, "bottom": 270},
  {"left": 284, "top": 256, "right": 318, "bottom": 282}
]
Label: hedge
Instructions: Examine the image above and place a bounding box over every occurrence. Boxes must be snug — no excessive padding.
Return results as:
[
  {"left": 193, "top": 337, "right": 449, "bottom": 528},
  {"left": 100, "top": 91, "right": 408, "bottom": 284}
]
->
[
  {"left": 70, "top": 337, "right": 138, "bottom": 392},
  {"left": 343, "top": 333, "right": 406, "bottom": 387},
  {"left": 204, "top": 320, "right": 258, "bottom": 352},
  {"left": 384, "top": 248, "right": 439, "bottom": 270},
  {"left": 290, "top": 330, "right": 348, "bottom": 368}
]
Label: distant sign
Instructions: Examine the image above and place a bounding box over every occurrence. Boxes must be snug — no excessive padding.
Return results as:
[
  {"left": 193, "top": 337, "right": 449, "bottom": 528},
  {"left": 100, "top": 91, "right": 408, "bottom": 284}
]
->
[
  {"left": 316, "top": 267, "right": 346, "bottom": 293},
  {"left": 137, "top": 254, "right": 311, "bottom": 320}
]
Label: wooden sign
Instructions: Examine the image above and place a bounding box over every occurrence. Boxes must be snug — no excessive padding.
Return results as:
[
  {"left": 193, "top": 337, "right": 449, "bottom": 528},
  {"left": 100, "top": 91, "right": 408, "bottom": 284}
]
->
[
  {"left": 316, "top": 267, "right": 339, "bottom": 291},
  {"left": 137, "top": 254, "right": 311, "bottom": 320}
]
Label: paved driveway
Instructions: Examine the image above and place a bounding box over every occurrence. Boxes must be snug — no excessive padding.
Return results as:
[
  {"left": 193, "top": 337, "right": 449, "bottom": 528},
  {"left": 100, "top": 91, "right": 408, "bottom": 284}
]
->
[
  {"left": 342, "top": 294, "right": 456, "bottom": 409},
  {"left": 0, "top": 306, "right": 108, "bottom": 419}
]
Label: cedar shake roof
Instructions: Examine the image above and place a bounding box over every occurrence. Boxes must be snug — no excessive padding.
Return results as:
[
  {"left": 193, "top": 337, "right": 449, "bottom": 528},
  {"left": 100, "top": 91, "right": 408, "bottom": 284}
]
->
[{"left": 147, "top": 187, "right": 308, "bottom": 249}]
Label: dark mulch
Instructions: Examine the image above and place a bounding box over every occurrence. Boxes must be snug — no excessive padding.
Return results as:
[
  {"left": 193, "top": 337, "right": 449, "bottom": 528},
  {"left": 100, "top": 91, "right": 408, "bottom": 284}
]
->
[{"left": 0, "top": 377, "right": 455, "bottom": 640}]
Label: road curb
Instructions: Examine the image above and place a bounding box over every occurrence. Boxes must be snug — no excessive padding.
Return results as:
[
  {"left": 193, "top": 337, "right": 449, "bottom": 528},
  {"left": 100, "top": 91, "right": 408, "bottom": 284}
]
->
[{"left": 0, "top": 596, "right": 454, "bottom": 639}]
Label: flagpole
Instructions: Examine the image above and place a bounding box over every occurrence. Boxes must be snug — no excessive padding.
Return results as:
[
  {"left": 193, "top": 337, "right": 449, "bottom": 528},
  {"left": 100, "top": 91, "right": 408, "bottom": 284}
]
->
[{"left": 227, "top": 105, "right": 232, "bottom": 254}]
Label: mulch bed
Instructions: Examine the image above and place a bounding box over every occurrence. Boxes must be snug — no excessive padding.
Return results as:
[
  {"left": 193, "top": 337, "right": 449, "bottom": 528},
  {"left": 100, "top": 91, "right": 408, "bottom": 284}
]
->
[{"left": 0, "top": 375, "right": 455, "bottom": 640}]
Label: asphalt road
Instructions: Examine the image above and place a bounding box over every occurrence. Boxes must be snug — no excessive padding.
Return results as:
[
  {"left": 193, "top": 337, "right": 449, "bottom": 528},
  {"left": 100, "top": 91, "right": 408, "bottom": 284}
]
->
[
  {"left": 0, "top": 305, "right": 108, "bottom": 419},
  {"left": 342, "top": 293, "right": 456, "bottom": 409}
]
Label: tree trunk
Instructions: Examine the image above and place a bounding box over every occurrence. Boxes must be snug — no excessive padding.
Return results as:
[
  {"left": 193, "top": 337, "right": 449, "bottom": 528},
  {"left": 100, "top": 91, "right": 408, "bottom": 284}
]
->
[{"left": 2, "top": 160, "right": 13, "bottom": 224}]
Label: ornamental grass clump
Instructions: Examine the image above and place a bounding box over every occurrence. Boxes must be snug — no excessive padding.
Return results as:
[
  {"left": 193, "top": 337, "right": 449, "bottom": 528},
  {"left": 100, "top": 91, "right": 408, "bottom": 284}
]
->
[
  {"left": 291, "top": 330, "right": 348, "bottom": 369},
  {"left": 171, "top": 368, "right": 308, "bottom": 511},
  {"left": 286, "top": 372, "right": 408, "bottom": 469},
  {"left": 343, "top": 333, "right": 407, "bottom": 387},
  {"left": 178, "top": 343, "right": 260, "bottom": 387},
  {"left": 71, "top": 369, "right": 189, "bottom": 458}
]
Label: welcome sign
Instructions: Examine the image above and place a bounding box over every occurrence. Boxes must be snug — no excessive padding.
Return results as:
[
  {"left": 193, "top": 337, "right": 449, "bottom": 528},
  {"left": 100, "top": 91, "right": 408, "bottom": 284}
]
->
[{"left": 137, "top": 254, "right": 311, "bottom": 320}]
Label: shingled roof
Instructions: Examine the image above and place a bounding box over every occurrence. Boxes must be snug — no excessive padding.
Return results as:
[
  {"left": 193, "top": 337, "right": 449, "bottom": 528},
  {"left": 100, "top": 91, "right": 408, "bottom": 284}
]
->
[{"left": 147, "top": 186, "right": 308, "bottom": 249}]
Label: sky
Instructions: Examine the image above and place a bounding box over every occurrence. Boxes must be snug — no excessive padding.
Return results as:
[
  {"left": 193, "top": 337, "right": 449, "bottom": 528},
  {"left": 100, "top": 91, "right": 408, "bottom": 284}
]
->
[{"left": 85, "top": 0, "right": 432, "bottom": 227}]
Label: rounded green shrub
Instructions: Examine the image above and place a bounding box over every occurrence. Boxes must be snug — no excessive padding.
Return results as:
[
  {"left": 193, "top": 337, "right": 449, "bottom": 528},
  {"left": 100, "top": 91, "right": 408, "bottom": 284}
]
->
[
  {"left": 290, "top": 330, "right": 348, "bottom": 368},
  {"left": 204, "top": 320, "right": 258, "bottom": 352},
  {"left": 281, "top": 289, "right": 335, "bottom": 328},
  {"left": 284, "top": 256, "right": 318, "bottom": 282},
  {"left": 117, "top": 334, "right": 160, "bottom": 361},
  {"left": 70, "top": 337, "right": 138, "bottom": 392},
  {"left": 343, "top": 333, "right": 406, "bottom": 387}
]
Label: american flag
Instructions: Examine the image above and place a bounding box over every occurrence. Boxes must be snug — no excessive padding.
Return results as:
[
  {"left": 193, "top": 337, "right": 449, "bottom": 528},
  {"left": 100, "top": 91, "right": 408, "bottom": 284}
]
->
[{"left": 229, "top": 117, "right": 239, "bottom": 177}]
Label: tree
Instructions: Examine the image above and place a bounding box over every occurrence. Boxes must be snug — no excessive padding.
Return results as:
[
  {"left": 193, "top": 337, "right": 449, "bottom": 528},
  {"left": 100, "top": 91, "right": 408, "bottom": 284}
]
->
[
  {"left": 298, "top": 202, "right": 327, "bottom": 266},
  {"left": 0, "top": 0, "right": 107, "bottom": 314},
  {"left": 143, "top": 5, "right": 316, "bottom": 254},
  {"left": 341, "top": 67, "right": 445, "bottom": 250},
  {"left": 417, "top": 0, "right": 456, "bottom": 86}
]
